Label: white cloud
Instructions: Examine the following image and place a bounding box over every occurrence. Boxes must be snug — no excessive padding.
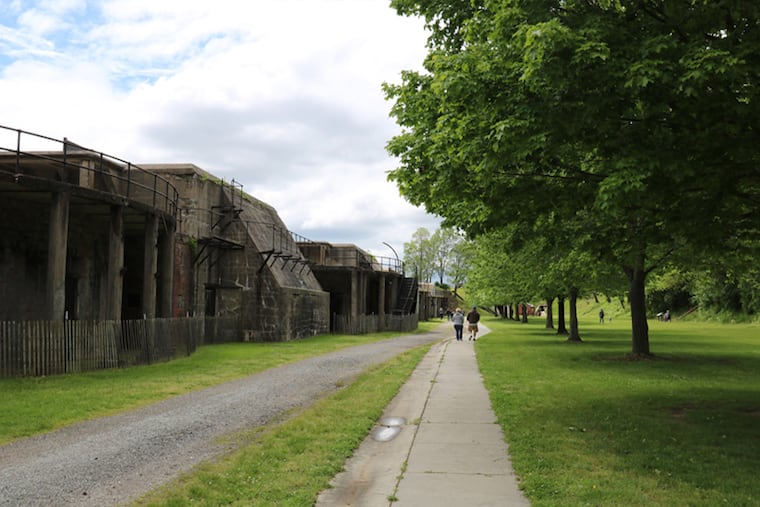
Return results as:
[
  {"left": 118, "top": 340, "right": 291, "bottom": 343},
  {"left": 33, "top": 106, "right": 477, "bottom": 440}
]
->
[{"left": 0, "top": 0, "right": 439, "bottom": 256}]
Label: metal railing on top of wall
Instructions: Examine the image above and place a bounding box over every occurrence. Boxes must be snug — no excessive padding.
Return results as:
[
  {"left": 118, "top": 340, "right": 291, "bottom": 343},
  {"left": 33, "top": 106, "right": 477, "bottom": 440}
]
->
[
  {"left": 373, "top": 255, "right": 404, "bottom": 274},
  {"left": 0, "top": 125, "right": 179, "bottom": 219}
]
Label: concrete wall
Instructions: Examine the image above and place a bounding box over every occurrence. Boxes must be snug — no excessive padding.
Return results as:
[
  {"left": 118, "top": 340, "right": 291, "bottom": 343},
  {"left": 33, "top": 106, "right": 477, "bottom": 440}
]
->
[
  {"left": 0, "top": 148, "right": 177, "bottom": 322},
  {"left": 0, "top": 153, "right": 327, "bottom": 341},
  {"left": 0, "top": 190, "right": 174, "bottom": 321},
  {"left": 0, "top": 196, "right": 49, "bottom": 320},
  {"left": 298, "top": 241, "right": 409, "bottom": 332},
  {"left": 145, "top": 164, "right": 329, "bottom": 341}
]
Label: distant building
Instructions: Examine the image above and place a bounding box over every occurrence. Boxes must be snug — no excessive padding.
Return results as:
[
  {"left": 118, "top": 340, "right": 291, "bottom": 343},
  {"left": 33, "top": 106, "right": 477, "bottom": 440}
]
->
[
  {"left": 417, "top": 282, "right": 455, "bottom": 321},
  {"left": 297, "top": 242, "right": 417, "bottom": 333}
]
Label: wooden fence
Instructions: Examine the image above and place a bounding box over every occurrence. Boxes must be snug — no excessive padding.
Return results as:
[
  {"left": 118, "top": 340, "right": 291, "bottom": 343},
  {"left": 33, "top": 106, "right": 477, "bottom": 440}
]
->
[
  {"left": 0, "top": 317, "right": 207, "bottom": 378},
  {"left": 332, "top": 313, "right": 418, "bottom": 335},
  {"left": 0, "top": 313, "right": 419, "bottom": 378}
]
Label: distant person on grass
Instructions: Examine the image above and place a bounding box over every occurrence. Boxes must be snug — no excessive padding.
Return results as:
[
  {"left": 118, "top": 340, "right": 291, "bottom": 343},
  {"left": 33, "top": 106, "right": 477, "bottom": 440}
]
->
[
  {"left": 467, "top": 306, "right": 480, "bottom": 341},
  {"left": 452, "top": 307, "right": 465, "bottom": 341}
]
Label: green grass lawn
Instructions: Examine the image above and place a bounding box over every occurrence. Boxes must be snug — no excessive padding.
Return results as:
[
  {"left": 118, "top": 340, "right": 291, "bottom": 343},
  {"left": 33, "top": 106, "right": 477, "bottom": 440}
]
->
[
  {"left": 4, "top": 316, "right": 759, "bottom": 506},
  {"left": 478, "top": 315, "right": 760, "bottom": 506}
]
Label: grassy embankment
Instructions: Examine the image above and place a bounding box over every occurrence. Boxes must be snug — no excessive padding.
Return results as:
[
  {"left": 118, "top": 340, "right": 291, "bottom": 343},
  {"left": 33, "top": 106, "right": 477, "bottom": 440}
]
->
[
  {"left": 0, "top": 322, "right": 440, "bottom": 445},
  {"left": 479, "top": 313, "right": 760, "bottom": 506}
]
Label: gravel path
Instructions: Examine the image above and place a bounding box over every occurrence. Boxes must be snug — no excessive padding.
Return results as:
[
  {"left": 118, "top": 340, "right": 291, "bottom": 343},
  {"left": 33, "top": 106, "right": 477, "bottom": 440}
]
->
[{"left": 0, "top": 330, "right": 443, "bottom": 506}]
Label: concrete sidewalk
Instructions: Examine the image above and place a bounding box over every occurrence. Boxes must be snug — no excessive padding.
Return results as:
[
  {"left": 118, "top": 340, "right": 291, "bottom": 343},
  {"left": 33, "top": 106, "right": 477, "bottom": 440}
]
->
[{"left": 317, "top": 324, "right": 529, "bottom": 506}]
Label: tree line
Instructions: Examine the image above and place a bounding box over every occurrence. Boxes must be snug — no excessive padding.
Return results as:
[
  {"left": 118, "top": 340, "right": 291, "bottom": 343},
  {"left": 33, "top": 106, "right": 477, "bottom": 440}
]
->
[
  {"left": 388, "top": 0, "right": 760, "bottom": 355},
  {"left": 407, "top": 225, "right": 759, "bottom": 343}
]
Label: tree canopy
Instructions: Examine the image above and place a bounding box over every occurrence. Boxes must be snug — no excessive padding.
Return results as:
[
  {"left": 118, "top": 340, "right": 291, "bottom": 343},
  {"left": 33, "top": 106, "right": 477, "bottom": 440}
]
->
[
  {"left": 404, "top": 226, "right": 471, "bottom": 286},
  {"left": 386, "top": 0, "right": 760, "bottom": 354}
]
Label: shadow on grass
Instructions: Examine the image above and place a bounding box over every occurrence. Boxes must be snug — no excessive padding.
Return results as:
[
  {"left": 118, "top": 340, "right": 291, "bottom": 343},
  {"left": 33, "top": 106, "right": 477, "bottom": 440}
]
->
[
  {"left": 479, "top": 317, "right": 760, "bottom": 505},
  {"left": 519, "top": 386, "right": 760, "bottom": 504}
]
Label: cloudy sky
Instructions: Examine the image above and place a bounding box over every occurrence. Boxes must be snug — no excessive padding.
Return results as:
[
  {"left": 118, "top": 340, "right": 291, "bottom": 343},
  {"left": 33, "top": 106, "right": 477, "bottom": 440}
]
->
[{"left": 0, "top": 0, "right": 440, "bottom": 259}]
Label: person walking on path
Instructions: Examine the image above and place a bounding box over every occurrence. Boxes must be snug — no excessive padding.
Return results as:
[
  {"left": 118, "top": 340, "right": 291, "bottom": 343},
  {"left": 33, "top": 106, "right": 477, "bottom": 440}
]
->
[
  {"left": 452, "top": 307, "right": 465, "bottom": 341},
  {"left": 467, "top": 306, "right": 481, "bottom": 341}
]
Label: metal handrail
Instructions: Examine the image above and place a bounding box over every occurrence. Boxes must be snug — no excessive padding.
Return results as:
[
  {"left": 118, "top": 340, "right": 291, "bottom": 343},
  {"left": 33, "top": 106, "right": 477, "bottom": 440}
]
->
[
  {"left": 242, "top": 220, "right": 304, "bottom": 256},
  {"left": 289, "top": 232, "right": 403, "bottom": 274},
  {"left": 0, "top": 125, "right": 179, "bottom": 219},
  {"left": 374, "top": 255, "right": 403, "bottom": 274},
  {"left": 290, "top": 230, "right": 313, "bottom": 244}
]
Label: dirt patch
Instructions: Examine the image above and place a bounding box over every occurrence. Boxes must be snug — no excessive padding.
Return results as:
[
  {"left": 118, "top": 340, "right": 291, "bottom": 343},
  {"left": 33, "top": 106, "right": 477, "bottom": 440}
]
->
[{"left": 669, "top": 405, "right": 695, "bottom": 419}]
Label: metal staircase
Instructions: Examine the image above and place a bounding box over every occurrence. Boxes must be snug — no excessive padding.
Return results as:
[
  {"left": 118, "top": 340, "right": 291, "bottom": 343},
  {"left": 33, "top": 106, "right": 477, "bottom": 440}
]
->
[
  {"left": 394, "top": 277, "right": 418, "bottom": 315},
  {"left": 192, "top": 184, "right": 245, "bottom": 268}
]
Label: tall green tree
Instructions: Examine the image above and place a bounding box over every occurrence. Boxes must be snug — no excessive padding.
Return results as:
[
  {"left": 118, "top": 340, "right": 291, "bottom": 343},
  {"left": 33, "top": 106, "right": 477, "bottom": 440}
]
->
[
  {"left": 447, "top": 235, "right": 474, "bottom": 295},
  {"left": 430, "top": 227, "right": 460, "bottom": 285},
  {"left": 467, "top": 230, "right": 527, "bottom": 309},
  {"left": 386, "top": 0, "right": 760, "bottom": 355},
  {"left": 404, "top": 227, "right": 435, "bottom": 282}
]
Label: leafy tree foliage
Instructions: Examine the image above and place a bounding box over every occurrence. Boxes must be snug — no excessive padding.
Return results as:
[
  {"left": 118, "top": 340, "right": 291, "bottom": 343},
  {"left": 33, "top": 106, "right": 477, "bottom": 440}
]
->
[
  {"left": 466, "top": 222, "right": 621, "bottom": 341},
  {"left": 430, "top": 227, "right": 460, "bottom": 284},
  {"left": 404, "top": 227, "right": 435, "bottom": 282},
  {"left": 646, "top": 268, "right": 693, "bottom": 315},
  {"left": 386, "top": 0, "right": 760, "bottom": 355},
  {"left": 404, "top": 226, "right": 472, "bottom": 286},
  {"left": 466, "top": 230, "right": 526, "bottom": 307},
  {"left": 446, "top": 233, "right": 474, "bottom": 293}
]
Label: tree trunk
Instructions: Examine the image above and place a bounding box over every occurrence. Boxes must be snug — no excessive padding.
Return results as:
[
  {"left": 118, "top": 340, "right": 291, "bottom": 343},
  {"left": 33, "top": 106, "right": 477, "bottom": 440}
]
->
[
  {"left": 545, "top": 297, "right": 555, "bottom": 329},
  {"left": 626, "top": 265, "right": 651, "bottom": 355},
  {"left": 556, "top": 296, "right": 568, "bottom": 335},
  {"left": 511, "top": 303, "right": 520, "bottom": 321},
  {"left": 521, "top": 303, "right": 528, "bottom": 323},
  {"left": 567, "top": 287, "right": 582, "bottom": 342}
]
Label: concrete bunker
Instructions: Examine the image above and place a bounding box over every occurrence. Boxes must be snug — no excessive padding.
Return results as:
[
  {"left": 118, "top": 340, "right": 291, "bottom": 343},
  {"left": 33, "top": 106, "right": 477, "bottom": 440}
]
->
[{"left": 0, "top": 130, "right": 176, "bottom": 322}]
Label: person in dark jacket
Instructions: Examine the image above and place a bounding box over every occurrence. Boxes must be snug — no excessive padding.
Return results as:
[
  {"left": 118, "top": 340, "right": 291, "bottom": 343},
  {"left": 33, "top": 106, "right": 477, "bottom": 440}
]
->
[{"left": 466, "top": 306, "right": 480, "bottom": 341}]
